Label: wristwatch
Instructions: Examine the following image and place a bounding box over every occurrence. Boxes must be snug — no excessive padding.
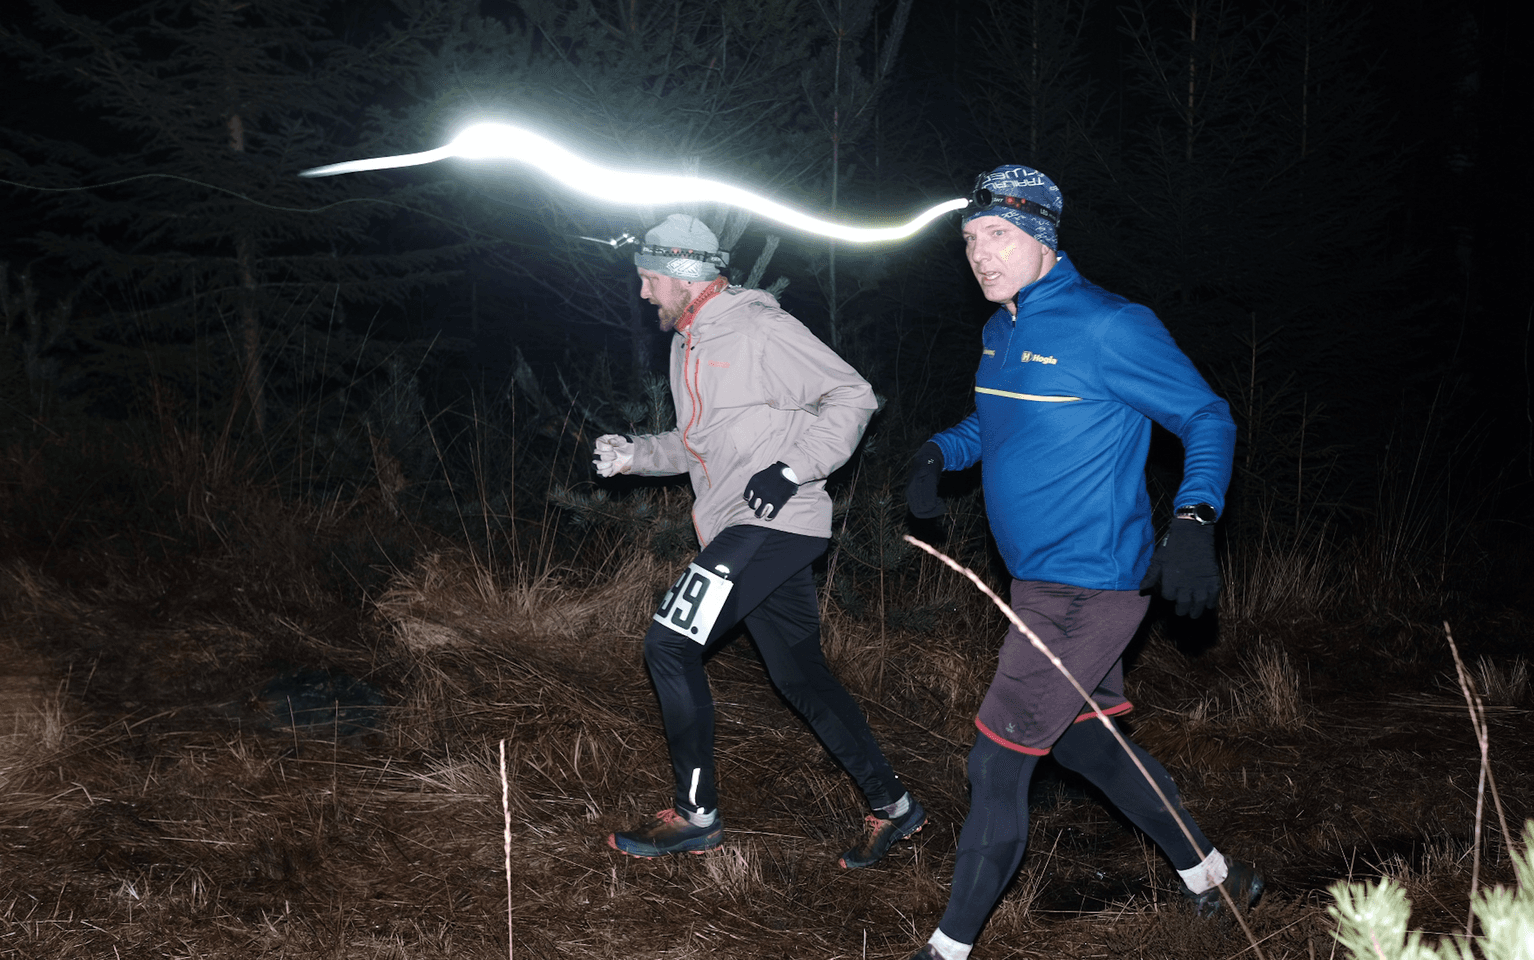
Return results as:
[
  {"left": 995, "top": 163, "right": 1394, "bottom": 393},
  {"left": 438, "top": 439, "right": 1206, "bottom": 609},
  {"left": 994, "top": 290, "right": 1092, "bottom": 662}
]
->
[{"left": 1175, "top": 503, "right": 1218, "bottom": 525}]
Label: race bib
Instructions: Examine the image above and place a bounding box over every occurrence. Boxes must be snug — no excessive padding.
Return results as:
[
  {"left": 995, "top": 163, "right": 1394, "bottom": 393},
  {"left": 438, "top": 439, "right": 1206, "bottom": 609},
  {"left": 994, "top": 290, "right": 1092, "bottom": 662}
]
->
[{"left": 653, "top": 563, "right": 733, "bottom": 643}]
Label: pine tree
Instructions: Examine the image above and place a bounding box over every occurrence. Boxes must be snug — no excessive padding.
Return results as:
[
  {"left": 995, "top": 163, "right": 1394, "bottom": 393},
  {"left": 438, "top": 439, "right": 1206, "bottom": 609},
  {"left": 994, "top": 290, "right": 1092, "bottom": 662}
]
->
[{"left": 0, "top": 0, "right": 470, "bottom": 431}]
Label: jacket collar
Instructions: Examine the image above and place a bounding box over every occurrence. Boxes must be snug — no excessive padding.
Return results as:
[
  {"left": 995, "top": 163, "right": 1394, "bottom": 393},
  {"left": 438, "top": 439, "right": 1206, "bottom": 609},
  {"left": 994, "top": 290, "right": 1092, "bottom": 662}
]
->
[
  {"left": 1015, "top": 250, "right": 1077, "bottom": 311},
  {"left": 990, "top": 251, "right": 1078, "bottom": 325},
  {"left": 675, "top": 276, "right": 730, "bottom": 335}
]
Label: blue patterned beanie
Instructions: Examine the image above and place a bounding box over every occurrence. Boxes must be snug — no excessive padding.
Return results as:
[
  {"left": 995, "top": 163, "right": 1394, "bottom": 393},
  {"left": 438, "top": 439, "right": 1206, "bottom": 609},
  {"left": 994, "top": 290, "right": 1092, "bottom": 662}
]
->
[{"left": 965, "top": 165, "right": 1063, "bottom": 250}]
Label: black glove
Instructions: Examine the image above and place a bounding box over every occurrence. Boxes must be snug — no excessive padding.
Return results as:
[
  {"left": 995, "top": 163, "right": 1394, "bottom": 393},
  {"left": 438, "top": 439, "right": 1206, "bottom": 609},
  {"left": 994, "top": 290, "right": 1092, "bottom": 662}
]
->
[
  {"left": 743, "top": 462, "right": 798, "bottom": 520},
  {"left": 905, "top": 441, "right": 946, "bottom": 518},
  {"left": 1139, "top": 519, "right": 1221, "bottom": 618}
]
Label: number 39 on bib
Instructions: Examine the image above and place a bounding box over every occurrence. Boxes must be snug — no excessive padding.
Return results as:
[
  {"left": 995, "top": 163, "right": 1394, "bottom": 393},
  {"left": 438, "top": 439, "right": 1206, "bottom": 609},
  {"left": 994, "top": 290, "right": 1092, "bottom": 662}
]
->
[{"left": 654, "top": 563, "right": 733, "bottom": 644}]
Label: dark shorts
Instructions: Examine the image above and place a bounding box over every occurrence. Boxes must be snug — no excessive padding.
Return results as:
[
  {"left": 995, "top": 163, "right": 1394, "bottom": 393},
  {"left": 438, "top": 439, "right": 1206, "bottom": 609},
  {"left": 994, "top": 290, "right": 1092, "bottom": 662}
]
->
[{"left": 975, "top": 580, "right": 1150, "bottom": 754}]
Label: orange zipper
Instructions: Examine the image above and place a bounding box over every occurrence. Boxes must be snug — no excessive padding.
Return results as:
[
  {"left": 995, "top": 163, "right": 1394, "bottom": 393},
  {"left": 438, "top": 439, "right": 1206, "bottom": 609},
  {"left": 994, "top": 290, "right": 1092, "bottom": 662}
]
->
[{"left": 680, "top": 326, "right": 710, "bottom": 488}]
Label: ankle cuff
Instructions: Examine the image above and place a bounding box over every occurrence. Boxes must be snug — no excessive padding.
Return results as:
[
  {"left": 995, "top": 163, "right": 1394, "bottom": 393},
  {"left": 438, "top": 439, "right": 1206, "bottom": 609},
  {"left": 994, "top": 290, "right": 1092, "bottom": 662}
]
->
[
  {"left": 1178, "top": 847, "right": 1227, "bottom": 894},
  {"left": 879, "top": 792, "right": 912, "bottom": 819},
  {"left": 928, "top": 928, "right": 972, "bottom": 960},
  {"left": 683, "top": 806, "right": 718, "bottom": 828}
]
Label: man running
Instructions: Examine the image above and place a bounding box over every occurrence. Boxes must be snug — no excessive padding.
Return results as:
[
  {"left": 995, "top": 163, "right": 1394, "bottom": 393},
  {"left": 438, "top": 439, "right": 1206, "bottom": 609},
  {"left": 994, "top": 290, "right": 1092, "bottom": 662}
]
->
[
  {"left": 902, "top": 167, "right": 1262, "bottom": 959},
  {"left": 594, "top": 213, "right": 925, "bottom": 869}
]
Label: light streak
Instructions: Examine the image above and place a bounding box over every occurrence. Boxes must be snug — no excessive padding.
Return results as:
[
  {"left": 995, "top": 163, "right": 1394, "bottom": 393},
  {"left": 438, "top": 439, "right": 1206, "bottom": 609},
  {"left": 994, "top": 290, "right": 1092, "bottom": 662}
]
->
[{"left": 300, "top": 122, "right": 968, "bottom": 243}]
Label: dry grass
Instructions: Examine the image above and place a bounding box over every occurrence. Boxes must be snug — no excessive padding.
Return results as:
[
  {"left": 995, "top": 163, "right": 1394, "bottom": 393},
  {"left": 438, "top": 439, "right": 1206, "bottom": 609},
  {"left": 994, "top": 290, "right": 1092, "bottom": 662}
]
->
[
  {"left": 1125, "top": 634, "right": 1317, "bottom": 775},
  {"left": 1473, "top": 656, "right": 1530, "bottom": 707},
  {"left": 1220, "top": 518, "right": 1344, "bottom": 623},
  {"left": 1235, "top": 644, "right": 1310, "bottom": 732},
  {"left": 1371, "top": 832, "right": 1478, "bottom": 915},
  {"left": 376, "top": 545, "right": 673, "bottom": 654},
  {"left": 1, "top": 433, "right": 1531, "bottom": 960}
]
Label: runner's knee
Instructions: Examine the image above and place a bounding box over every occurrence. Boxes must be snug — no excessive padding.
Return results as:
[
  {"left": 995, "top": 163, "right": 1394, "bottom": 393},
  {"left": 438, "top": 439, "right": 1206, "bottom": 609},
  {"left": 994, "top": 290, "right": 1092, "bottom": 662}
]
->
[
  {"left": 643, "top": 623, "right": 697, "bottom": 675},
  {"left": 967, "top": 733, "right": 1037, "bottom": 802},
  {"left": 1048, "top": 716, "right": 1104, "bottom": 768}
]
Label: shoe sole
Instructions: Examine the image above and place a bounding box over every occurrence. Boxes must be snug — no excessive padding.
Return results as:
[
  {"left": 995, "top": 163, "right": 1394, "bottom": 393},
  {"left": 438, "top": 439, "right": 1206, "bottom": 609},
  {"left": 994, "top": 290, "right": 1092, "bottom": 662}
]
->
[
  {"left": 838, "top": 815, "right": 928, "bottom": 869},
  {"left": 607, "top": 832, "right": 723, "bottom": 858}
]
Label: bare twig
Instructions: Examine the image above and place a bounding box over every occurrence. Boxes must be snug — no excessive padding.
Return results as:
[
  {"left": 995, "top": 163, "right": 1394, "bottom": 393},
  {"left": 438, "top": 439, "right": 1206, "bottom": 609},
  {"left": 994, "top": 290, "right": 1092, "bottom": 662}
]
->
[
  {"left": 501, "top": 738, "right": 515, "bottom": 960},
  {"left": 1444, "top": 621, "right": 1512, "bottom": 939}
]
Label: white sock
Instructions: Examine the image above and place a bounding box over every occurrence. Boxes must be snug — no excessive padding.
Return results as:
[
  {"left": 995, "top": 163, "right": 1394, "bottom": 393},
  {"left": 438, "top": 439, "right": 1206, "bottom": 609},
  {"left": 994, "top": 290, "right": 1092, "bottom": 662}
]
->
[
  {"left": 1177, "top": 847, "right": 1228, "bottom": 894},
  {"left": 927, "top": 929, "right": 972, "bottom": 960},
  {"left": 880, "top": 792, "right": 912, "bottom": 819},
  {"left": 685, "top": 807, "right": 718, "bottom": 828}
]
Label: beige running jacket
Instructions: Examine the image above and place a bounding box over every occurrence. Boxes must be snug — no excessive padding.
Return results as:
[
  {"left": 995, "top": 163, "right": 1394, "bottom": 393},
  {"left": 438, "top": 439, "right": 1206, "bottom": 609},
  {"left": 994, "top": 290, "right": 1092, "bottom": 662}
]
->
[{"left": 629, "top": 286, "right": 878, "bottom": 546}]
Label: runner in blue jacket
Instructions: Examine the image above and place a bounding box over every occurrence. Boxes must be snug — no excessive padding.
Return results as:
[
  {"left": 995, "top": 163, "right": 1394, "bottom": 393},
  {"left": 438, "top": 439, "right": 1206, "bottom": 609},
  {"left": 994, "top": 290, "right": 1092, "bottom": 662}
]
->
[{"left": 901, "top": 166, "right": 1262, "bottom": 960}]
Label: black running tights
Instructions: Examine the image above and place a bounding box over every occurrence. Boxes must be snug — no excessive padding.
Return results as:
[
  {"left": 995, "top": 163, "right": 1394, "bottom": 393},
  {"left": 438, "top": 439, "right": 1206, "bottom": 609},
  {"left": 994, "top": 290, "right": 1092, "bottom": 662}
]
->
[{"left": 937, "top": 719, "right": 1213, "bottom": 944}]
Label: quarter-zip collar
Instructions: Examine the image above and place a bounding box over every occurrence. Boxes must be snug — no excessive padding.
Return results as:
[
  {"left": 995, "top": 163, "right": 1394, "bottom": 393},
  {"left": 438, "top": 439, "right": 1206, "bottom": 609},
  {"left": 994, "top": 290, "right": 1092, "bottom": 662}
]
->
[
  {"left": 674, "top": 276, "right": 730, "bottom": 335},
  {"left": 1010, "top": 251, "right": 1079, "bottom": 320}
]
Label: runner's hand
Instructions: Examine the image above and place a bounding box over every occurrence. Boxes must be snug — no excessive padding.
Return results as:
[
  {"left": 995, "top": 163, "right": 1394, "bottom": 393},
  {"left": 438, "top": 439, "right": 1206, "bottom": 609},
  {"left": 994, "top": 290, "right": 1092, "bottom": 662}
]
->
[
  {"left": 905, "top": 441, "right": 946, "bottom": 518},
  {"left": 743, "top": 462, "right": 798, "bottom": 520},
  {"left": 592, "top": 434, "right": 634, "bottom": 477},
  {"left": 1139, "top": 519, "right": 1221, "bottom": 618}
]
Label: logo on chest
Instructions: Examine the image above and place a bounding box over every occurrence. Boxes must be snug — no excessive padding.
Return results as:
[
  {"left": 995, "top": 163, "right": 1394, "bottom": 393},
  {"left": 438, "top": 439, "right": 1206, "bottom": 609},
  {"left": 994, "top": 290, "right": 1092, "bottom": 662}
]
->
[{"left": 1020, "top": 351, "right": 1058, "bottom": 365}]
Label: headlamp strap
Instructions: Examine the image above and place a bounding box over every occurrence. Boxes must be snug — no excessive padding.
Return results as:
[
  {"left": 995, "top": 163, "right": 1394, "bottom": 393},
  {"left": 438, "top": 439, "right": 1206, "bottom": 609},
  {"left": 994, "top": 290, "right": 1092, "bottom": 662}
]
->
[
  {"left": 575, "top": 232, "right": 730, "bottom": 270},
  {"left": 637, "top": 242, "right": 729, "bottom": 270},
  {"left": 972, "top": 190, "right": 1061, "bottom": 225}
]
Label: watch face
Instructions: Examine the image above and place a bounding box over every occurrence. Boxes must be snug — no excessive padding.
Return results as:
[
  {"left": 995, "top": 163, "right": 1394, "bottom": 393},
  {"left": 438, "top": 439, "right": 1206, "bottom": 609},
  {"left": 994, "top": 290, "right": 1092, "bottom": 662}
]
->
[{"left": 1178, "top": 504, "right": 1218, "bottom": 524}]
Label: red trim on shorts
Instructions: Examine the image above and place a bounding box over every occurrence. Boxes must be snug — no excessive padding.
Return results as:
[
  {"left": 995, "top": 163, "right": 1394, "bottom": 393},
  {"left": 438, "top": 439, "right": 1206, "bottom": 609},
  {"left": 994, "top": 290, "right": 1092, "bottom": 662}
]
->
[
  {"left": 976, "top": 700, "right": 1135, "bottom": 755},
  {"left": 1073, "top": 701, "right": 1133, "bottom": 724},
  {"left": 974, "top": 717, "right": 1051, "bottom": 756}
]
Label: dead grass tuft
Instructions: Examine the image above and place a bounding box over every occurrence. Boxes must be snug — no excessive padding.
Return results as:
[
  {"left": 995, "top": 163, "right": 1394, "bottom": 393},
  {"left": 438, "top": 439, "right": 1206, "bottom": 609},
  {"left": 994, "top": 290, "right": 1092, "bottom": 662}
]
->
[
  {"left": 1474, "top": 655, "right": 1530, "bottom": 707},
  {"left": 377, "top": 543, "right": 673, "bottom": 653},
  {"left": 1220, "top": 517, "right": 1343, "bottom": 622},
  {"left": 406, "top": 748, "right": 505, "bottom": 797},
  {"left": 1367, "top": 831, "right": 1478, "bottom": 923},
  {"left": 1234, "top": 643, "right": 1309, "bottom": 731},
  {"left": 697, "top": 840, "right": 766, "bottom": 899},
  {"left": 0, "top": 561, "right": 96, "bottom": 627}
]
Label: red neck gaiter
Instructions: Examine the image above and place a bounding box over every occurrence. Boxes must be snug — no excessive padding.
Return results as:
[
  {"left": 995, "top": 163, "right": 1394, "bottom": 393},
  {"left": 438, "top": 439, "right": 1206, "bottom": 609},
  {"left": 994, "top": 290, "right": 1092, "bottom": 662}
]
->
[{"left": 674, "top": 276, "right": 729, "bottom": 334}]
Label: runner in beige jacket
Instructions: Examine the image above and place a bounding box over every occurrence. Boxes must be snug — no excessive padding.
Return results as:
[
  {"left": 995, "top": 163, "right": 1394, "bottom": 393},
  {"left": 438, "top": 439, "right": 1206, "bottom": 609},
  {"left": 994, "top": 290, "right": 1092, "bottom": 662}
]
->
[
  {"left": 594, "top": 213, "right": 926, "bottom": 867},
  {"left": 631, "top": 272, "right": 876, "bottom": 544}
]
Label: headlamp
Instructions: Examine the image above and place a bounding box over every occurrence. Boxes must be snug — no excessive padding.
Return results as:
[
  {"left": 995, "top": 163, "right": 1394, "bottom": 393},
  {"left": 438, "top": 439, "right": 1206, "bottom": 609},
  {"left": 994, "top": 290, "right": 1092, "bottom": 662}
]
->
[
  {"left": 970, "top": 187, "right": 1061, "bottom": 225},
  {"left": 577, "top": 231, "right": 639, "bottom": 248},
  {"left": 579, "top": 232, "right": 731, "bottom": 269}
]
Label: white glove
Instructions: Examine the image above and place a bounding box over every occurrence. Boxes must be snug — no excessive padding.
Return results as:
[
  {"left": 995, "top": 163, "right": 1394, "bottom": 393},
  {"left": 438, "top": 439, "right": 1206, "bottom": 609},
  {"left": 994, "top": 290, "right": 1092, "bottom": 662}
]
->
[{"left": 592, "top": 434, "right": 634, "bottom": 477}]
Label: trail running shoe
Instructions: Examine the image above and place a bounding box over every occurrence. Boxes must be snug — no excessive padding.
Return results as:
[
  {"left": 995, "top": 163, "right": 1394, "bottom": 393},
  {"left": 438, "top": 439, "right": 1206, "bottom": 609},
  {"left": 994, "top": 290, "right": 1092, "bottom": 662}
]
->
[
  {"left": 1182, "top": 859, "right": 1265, "bottom": 918},
  {"left": 608, "top": 808, "right": 723, "bottom": 858},
  {"left": 838, "top": 796, "right": 928, "bottom": 868}
]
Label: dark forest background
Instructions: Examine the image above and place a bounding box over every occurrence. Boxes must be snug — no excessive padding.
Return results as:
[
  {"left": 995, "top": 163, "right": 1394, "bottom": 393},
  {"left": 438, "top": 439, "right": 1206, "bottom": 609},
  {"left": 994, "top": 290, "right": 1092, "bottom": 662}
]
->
[
  {"left": 4, "top": 4, "right": 1534, "bottom": 958},
  {"left": 1, "top": 0, "right": 1531, "bottom": 579}
]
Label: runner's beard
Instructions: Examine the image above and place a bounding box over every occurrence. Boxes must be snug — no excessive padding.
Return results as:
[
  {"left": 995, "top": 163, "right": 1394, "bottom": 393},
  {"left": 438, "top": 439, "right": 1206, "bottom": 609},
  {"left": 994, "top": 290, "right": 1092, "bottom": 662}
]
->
[{"left": 657, "top": 288, "right": 697, "bottom": 332}]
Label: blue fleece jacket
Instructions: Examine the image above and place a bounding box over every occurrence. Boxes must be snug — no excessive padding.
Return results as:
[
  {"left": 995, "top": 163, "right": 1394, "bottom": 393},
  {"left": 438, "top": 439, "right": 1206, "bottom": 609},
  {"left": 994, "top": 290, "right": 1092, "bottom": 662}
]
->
[{"left": 931, "top": 253, "right": 1236, "bottom": 590}]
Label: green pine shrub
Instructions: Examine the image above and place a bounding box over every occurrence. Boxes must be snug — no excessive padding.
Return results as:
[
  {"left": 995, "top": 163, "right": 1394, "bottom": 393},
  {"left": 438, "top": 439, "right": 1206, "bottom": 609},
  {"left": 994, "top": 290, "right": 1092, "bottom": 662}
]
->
[{"left": 1329, "top": 821, "right": 1534, "bottom": 960}]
